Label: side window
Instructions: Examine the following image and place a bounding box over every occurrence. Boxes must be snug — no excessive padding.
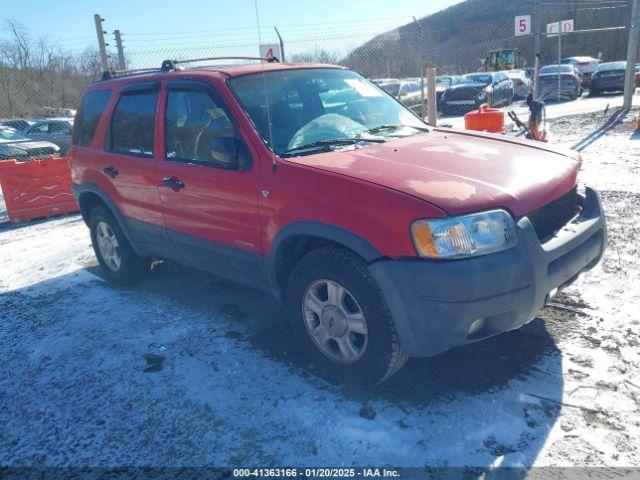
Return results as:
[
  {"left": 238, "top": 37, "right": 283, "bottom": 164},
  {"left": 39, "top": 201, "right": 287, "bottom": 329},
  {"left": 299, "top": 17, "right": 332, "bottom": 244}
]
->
[
  {"left": 29, "top": 124, "right": 48, "bottom": 134},
  {"left": 49, "top": 122, "right": 70, "bottom": 133},
  {"left": 72, "top": 90, "right": 111, "bottom": 146},
  {"left": 165, "top": 89, "right": 237, "bottom": 168},
  {"left": 110, "top": 92, "right": 157, "bottom": 157}
]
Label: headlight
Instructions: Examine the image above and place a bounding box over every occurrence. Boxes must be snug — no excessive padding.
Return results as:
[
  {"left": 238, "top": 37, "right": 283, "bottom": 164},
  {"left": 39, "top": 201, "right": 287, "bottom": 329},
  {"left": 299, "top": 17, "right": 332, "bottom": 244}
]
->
[{"left": 411, "top": 209, "right": 517, "bottom": 259}]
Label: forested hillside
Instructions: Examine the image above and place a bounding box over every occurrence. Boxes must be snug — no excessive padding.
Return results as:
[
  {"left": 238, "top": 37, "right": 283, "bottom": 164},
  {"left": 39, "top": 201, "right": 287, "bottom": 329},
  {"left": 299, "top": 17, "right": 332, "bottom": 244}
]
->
[{"left": 343, "top": 0, "right": 634, "bottom": 77}]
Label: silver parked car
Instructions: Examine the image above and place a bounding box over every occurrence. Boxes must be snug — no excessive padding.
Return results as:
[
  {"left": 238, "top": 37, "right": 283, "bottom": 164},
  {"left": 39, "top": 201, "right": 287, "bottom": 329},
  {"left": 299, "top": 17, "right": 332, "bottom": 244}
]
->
[
  {"left": 553, "top": 56, "right": 602, "bottom": 87},
  {"left": 0, "top": 126, "right": 60, "bottom": 161},
  {"left": 372, "top": 79, "right": 424, "bottom": 113},
  {"left": 505, "top": 70, "right": 532, "bottom": 100},
  {"left": 24, "top": 119, "right": 73, "bottom": 155},
  {"left": 538, "top": 65, "right": 582, "bottom": 101}
]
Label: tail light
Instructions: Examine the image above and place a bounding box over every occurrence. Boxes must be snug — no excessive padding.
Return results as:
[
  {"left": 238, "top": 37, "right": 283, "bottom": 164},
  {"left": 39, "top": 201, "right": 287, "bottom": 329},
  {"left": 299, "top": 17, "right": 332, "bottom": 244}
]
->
[{"left": 563, "top": 75, "right": 574, "bottom": 81}]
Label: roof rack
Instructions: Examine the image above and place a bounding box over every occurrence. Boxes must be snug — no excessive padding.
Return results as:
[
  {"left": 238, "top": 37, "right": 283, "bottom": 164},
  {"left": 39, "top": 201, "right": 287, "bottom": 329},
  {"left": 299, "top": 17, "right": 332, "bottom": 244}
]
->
[
  {"left": 101, "top": 56, "right": 280, "bottom": 81},
  {"left": 160, "top": 56, "right": 280, "bottom": 72}
]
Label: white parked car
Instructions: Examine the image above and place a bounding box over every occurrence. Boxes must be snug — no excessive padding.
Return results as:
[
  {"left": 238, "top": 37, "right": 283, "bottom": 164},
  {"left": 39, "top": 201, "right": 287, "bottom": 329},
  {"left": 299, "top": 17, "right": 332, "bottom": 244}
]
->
[
  {"left": 505, "top": 70, "right": 532, "bottom": 100},
  {"left": 553, "top": 56, "right": 602, "bottom": 87}
]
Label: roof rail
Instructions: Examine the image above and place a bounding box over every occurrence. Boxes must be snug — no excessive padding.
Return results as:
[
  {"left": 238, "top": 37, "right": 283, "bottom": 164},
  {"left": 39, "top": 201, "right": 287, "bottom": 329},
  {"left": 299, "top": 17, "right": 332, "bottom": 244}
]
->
[
  {"left": 100, "top": 56, "right": 280, "bottom": 81},
  {"left": 160, "top": 56, "right": 280, "bottom": 72},
  {"left": 101, "top": 67, "right": 163, "bottom": 80}
]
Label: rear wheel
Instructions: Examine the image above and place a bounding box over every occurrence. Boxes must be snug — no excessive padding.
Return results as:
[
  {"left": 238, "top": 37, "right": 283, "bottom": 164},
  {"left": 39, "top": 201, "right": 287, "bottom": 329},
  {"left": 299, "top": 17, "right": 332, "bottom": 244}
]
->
[
  {"left": 89, "top": 205, "right": 151, "bottom": 285},
  {"left": 286, "top": 247, "right": 408, "bottom": 385}
]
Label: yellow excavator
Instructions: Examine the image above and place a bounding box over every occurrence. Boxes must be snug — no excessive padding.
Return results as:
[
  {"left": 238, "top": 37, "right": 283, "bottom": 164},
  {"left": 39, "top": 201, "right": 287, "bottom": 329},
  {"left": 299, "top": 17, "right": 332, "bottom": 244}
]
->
[{"left": 481, "top": 49, "right": 525, "bottom": 71}]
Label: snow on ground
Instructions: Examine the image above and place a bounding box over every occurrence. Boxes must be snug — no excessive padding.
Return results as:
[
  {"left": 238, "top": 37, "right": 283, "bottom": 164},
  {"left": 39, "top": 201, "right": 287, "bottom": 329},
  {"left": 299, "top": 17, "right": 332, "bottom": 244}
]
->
[
  {"left": 444, "top": 89, "right": 640, "bottom": 130},
  {"left": 0, "top": 107, "right": 639, "bottom": 470}
]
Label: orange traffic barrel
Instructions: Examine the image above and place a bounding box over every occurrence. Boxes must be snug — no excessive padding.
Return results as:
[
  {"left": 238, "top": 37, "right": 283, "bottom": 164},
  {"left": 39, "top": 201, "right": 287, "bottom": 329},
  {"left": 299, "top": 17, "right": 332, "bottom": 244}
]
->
[{"left": 464, "top": 103, "right": 505, "bottom": 133}]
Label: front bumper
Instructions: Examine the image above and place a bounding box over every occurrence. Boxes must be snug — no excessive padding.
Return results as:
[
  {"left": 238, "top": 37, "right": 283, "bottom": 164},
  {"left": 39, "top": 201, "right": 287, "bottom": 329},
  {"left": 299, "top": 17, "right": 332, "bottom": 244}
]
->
[{"left": 369, "top": 187, "right": 606, "bottom": 357}]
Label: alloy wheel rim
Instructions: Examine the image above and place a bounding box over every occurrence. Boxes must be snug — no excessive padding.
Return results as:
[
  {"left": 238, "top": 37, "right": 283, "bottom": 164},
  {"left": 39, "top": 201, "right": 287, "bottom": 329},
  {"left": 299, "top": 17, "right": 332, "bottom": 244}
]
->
[
  {"left": 302, "top": 279, "right": 368, "bottom": 364},
  {"left": 96, "top": 221, "right": 121, "bottom": 272}
]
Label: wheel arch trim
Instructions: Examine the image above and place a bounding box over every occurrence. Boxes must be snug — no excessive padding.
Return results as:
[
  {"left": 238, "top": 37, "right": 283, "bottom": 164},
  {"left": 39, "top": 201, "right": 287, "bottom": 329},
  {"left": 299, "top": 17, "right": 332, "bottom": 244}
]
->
[
  {"left": 265, "top": 221, "right": 384, "bottom": 299},
  {"left": 72, "top": 182, "right": 133, "bottom": 243}
]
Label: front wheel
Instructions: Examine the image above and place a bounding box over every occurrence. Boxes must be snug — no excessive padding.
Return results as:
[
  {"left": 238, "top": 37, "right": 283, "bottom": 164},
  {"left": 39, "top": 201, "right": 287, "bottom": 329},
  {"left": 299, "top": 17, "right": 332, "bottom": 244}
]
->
[
  {"left": 286, "top": 247, "right": 408, "bottom": 385},
  {"left": 89, "top": 205, "right": 151, "bottom": 285}
]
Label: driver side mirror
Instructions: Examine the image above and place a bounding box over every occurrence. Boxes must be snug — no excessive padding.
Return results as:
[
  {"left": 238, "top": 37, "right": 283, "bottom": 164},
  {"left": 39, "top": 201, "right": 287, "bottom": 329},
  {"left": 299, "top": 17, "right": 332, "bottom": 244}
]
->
[{"left": 210, "top": 136, "right": 252, "bottom": 171}]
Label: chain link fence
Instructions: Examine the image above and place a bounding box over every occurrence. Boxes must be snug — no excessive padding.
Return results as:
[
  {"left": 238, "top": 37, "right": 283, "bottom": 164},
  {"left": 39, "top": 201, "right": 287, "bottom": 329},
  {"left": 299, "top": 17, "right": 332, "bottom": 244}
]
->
[{"left": 0, "top": 0, "right": 637, "bottom": 158}]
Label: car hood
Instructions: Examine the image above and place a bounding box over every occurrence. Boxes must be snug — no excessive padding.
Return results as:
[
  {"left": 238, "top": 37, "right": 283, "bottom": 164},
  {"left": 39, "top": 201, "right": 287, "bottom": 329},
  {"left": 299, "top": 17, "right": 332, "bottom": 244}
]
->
[
  {"left": 0, "top": 139, "right": 60, "bottom": 150},
  {"left": 284, "top": 129, "right": 580, "bottom": 216},
  {"left": 447, "top": 82, "right": 487, "bottom": 91}
]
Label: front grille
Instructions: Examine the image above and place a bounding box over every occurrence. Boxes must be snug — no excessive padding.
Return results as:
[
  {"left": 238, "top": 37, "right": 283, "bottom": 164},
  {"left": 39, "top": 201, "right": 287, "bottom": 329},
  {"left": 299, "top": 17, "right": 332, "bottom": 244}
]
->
[
  {"left": 446, "top": 87, "right": 482, "bottom": 101},
  {"left": 526, "top": 186, "right": 581, "bottom": 241}
]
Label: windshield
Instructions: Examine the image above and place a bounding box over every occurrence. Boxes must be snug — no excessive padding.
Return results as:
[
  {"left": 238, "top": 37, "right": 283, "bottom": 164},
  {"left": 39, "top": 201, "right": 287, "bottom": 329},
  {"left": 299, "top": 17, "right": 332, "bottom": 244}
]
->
[
  {"left": 229, "top": 68, "right": 425, "bottom": 156},
  {"left": 596, "top": 61, "right": 626, "bottom": 72},
  {"left": 540, "top": 65, "right": 573, "bottom": 74},
  {"left": 0, "top": 128, "right": 26, "bottom": 141},
  {"left": 462, "top": 74, "right": 491, "bottom": 85}
]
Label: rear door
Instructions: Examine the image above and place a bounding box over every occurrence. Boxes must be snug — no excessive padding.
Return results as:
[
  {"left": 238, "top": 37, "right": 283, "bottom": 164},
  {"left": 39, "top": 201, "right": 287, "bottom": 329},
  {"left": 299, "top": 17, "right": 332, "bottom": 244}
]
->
[
  {"left": 100, "top": 82, "right": 172, "bottom": 255},
  {"left": 156, "top": 80, "right": 264, "bottom": 286}
]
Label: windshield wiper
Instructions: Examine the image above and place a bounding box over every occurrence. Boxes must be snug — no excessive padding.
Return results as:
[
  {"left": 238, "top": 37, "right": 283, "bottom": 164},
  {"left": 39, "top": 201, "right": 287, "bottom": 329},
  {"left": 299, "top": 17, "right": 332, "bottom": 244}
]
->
[
  {"left": 281, "top": 137, "right": 385, "bottom": 156},
  {"left": 363, "top": 124, "right": 430, "bottom": 135}
]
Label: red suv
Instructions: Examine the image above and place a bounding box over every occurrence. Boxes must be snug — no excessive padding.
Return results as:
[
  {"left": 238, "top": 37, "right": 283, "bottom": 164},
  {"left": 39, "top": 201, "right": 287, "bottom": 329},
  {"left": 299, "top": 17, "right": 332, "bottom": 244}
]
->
[{"left": 70, "top": 59, "right": 606, "bottom": 385}]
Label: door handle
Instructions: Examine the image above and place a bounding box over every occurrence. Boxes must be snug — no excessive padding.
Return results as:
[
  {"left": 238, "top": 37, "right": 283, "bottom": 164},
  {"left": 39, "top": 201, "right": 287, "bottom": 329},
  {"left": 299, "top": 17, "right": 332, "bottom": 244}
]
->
[
  {"left": 102, "top": 166, "right": 119, "bottom": 178},
  {"left": 162, "top": 176, "right": 185, "bottom": 191}
]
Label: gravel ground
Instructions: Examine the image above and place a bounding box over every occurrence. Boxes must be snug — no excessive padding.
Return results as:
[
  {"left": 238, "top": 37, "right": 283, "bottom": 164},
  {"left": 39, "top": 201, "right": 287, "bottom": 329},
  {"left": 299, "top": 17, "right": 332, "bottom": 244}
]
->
[{"left": 0, "top": 108, "right": 639, "bottom": 470}]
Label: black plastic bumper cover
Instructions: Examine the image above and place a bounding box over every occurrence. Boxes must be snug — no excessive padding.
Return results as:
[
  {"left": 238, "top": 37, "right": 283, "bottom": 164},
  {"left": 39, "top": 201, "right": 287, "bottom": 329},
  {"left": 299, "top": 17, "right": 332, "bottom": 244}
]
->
[{"left": 369, "top": 187, "right": 607, "bottom": 357}]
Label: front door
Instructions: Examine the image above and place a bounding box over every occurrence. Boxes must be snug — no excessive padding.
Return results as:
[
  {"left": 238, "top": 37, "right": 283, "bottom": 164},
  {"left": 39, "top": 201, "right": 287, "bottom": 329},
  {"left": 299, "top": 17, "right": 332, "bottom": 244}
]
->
[{"left": 156, "top": 80, "right": 264, "bottom": 286}]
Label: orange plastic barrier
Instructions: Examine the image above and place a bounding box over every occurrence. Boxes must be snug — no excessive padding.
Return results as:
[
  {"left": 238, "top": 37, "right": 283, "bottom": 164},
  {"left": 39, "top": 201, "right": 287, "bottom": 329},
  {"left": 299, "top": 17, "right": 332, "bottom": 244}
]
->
[
  {"left": 0, "top": 156, "right": 78, "bottom": 224},
  {"left": 464, "top": 103, "right": 505, "bottom": 133}
]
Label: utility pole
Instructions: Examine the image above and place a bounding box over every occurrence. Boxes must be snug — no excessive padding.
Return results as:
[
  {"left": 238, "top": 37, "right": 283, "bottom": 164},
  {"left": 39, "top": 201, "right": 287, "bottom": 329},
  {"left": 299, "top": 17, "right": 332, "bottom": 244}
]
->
[
  {"left": 623, "top": 0, "right": 639, "bottom": 109},
  {"left": 533, "top": 0, "right": 541, "bottom": 100},
  {"left": 93, "top": 14, "right": 110, "bottom": 74},
  {"left": 114, "top": 30, "right": 126, "bottom": 71}
]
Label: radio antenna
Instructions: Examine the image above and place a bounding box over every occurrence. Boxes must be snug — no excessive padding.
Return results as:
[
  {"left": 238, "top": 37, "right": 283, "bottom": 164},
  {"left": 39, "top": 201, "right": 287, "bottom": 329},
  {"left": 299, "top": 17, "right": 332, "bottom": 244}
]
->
[{"left": 254, "top": 0, "right": 278, "bottom": 172}]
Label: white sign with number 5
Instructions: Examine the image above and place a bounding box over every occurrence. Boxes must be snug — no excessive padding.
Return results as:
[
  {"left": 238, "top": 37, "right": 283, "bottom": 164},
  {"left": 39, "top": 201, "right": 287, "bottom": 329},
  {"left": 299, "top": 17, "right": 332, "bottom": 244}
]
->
[{"left": 515, "top": 15, "right": 531, "bottom": 36}]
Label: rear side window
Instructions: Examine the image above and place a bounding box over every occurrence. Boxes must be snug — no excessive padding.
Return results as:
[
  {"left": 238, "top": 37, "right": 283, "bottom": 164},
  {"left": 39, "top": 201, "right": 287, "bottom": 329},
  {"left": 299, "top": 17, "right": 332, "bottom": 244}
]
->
[
  {"left": 72, "top": 90, "right": 111, "bottom": 146},
  {"left": 110, "top": 92, "right": 157, "bottom": 157}
]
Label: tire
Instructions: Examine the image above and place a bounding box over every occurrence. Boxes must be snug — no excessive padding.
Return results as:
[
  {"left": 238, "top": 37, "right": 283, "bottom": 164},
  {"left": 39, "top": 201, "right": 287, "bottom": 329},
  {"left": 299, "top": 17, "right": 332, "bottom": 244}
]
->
[
  {"left": 89, "top": 205, "right": 151, "bottom": 285},
  {"left": 286, "top": 247, "right": 408, "bottom": 386}
]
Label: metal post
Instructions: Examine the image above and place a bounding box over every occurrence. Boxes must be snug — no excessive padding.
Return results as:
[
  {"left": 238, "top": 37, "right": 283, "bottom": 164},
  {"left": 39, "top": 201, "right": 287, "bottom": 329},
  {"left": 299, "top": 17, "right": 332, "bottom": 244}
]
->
[
  {"left": 413, "top": 16, "right": 425, "bottom": 119},
  {"left": 558, "top": 32, "right": 562, "bottom": 101},
  {"left": 623, "top": 0, "right": 639, "bottom": 109},
  {"left": 114, "top": 30, "right": 126, "bottom": 71},
  {"left": 94, "top": 14, "right": 110, "bottom": 73},
  {"left": 426, "top": 67, "right": 437, "bottom": 126},
  {"left": 274, "top": 27, "right": 285, "bottom": 62},
  {"left": 533, "top": 0, "right": 541, "bottom": 100}
]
